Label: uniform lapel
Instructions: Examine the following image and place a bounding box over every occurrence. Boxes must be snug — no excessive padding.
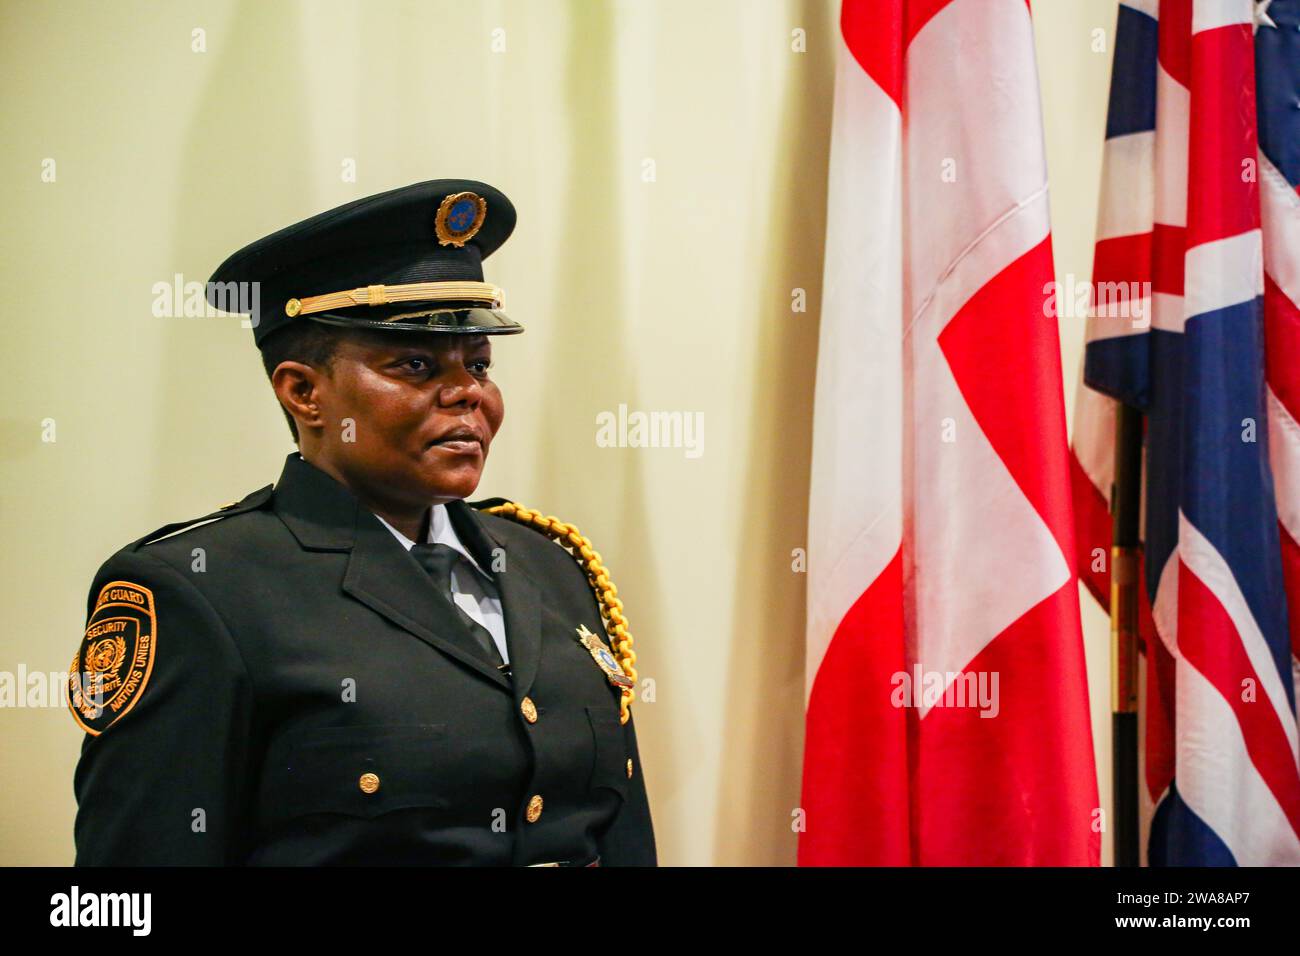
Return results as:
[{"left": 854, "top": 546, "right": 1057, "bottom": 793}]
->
[
  {"left": 272, "top": 453, "right": 511, "bottom": 691},
  {"left": 446, "top": 500, "right": 543, "bottom": 699}
]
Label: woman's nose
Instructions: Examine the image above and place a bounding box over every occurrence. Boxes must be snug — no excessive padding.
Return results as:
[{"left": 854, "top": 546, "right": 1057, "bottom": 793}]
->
[{"left": 437, "top": 366, "right": 482, "bottom": 406}]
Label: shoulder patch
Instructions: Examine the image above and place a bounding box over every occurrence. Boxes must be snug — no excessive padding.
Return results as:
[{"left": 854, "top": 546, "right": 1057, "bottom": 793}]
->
[{"left": 67, "top": 581, "right": 158, "bottom": 736}]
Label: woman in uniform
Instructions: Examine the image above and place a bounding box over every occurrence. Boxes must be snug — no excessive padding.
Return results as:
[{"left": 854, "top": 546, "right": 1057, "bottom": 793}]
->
[{"left": 66, "top": 180, "right": 656, "bottom": 866}]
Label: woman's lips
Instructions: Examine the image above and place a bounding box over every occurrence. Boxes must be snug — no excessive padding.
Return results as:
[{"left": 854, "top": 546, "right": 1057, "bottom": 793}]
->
[{"left": 429, "top": 437, "right": 483, "bottom": 455}]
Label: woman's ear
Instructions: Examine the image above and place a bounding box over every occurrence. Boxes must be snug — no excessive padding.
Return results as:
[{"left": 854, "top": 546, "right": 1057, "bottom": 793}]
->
[{"left": 271, "top": 361, "right": 325, "bottom": 437}]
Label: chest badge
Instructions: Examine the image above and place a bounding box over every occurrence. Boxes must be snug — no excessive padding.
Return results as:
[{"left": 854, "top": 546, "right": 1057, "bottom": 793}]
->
[{"left": 576, "top": 624, "right": 634, "bottom": 689}]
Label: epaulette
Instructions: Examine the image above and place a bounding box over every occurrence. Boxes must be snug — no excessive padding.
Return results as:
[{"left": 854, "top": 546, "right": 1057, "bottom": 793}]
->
[
  {"left": 128, "top": 484, "right": 275, "bottom": 551},
  {"left": 467, "top": 496, "right": 511, "bottom": 511},
  {"left": 469, "top": 498, "right": 639, "bottom": 724}
]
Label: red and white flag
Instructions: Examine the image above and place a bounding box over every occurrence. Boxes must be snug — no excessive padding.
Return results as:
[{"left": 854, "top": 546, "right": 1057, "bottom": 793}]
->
[{"left": 800, "top": 0, "right": 1100, "bottom": 865}]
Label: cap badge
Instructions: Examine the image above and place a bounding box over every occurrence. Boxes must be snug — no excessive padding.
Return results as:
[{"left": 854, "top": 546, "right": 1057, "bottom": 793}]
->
[{"left": 435, "top": 191, "right": 487, "bottom": 248}]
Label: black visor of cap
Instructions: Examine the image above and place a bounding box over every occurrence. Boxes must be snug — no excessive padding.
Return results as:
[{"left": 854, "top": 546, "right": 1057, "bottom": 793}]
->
[{"left": 304, "top": 308, "right": 523, "bottom": 335}]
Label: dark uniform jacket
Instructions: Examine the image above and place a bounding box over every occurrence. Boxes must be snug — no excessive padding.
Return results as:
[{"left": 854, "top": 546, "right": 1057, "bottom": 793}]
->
[{"left": 66, "top": 452, "right": 656, "bottom": 866}]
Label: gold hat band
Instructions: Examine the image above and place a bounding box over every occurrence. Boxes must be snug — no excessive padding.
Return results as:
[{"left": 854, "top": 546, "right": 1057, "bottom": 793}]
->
[{"left": 285, "top": 280, "right": 504, "bottom": 317}]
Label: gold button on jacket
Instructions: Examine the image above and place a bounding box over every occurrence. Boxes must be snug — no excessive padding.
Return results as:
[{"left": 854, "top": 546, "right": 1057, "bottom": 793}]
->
[{"left": 526, "top": 794, "right": 544, "bottom": 823}]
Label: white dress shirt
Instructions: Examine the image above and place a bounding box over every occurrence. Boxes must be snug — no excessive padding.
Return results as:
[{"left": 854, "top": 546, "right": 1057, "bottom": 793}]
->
[{"left": 374, "top": 505, "right": 510, "bottom": 664}]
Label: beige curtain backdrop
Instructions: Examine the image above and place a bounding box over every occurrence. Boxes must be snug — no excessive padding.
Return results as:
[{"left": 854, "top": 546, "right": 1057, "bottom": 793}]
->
[{"left": 1, "top": 0, "right": 1116, "bottom": 866}]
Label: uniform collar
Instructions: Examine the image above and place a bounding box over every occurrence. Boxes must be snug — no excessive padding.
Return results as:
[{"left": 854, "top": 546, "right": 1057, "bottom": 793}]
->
[
  {"left": 271, "top": 452, "right": 505, "bottom": 565},
  {"left": 373, "top": 504, "right": 492, "bottom": 581},
  {"left": 270, "top": 451, "right": 541, "bottom": 696},
  {"left": 271, "top": 453, "right": 360, "bottom": 551}
]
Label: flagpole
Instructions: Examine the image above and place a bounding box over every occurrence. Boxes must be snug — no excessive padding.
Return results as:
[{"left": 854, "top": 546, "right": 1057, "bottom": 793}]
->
[{"left": 1110, "top": 402, "right": 1143, "bottom": 867}]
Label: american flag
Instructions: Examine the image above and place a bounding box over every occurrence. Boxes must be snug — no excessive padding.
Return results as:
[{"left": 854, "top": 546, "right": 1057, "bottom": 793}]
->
[
  {"left": 1071, "top": 0, "right": 1300, "bottom": 864},
  {"left": 801, "top": 0, "right": 1099, "bottom": 865}
]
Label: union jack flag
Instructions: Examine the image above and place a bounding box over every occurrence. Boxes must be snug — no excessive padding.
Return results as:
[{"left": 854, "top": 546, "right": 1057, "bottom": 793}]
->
[{"left": 1071, "top": 0, "right": 1300, "bottom": 865}]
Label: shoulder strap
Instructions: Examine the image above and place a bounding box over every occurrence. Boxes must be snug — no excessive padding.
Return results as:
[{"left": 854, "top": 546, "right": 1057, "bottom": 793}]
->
[
  {"left": 129, "top": 484, "right": 275, "bottom": 551},
  {"left": 469, "top": 498, "right": 638, "bottom": 725}
]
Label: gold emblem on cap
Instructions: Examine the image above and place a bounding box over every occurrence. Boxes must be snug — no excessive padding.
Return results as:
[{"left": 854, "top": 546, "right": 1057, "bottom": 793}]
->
[
  {"left": 285, "top": 298, "right": 302, "bottom": 317},
  {"left": 526, "top": 793, "right": 544, "bottom": 822},
  {"left": 359, "top": 772, "right": 380, "bottom": 794},
  {"left": 435, "top": 191, "right": 487, "bottom": 247}
]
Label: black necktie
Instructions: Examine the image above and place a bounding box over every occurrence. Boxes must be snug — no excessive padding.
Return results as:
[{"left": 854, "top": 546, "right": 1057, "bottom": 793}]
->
[{"left": 409, "top": 543, "right": 507, "bottom": 669}]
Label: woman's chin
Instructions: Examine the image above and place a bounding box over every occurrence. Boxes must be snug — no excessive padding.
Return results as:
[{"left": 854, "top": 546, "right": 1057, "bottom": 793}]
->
[{"left": 419, "top": 463, "right": 484, "bottom": 501}]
